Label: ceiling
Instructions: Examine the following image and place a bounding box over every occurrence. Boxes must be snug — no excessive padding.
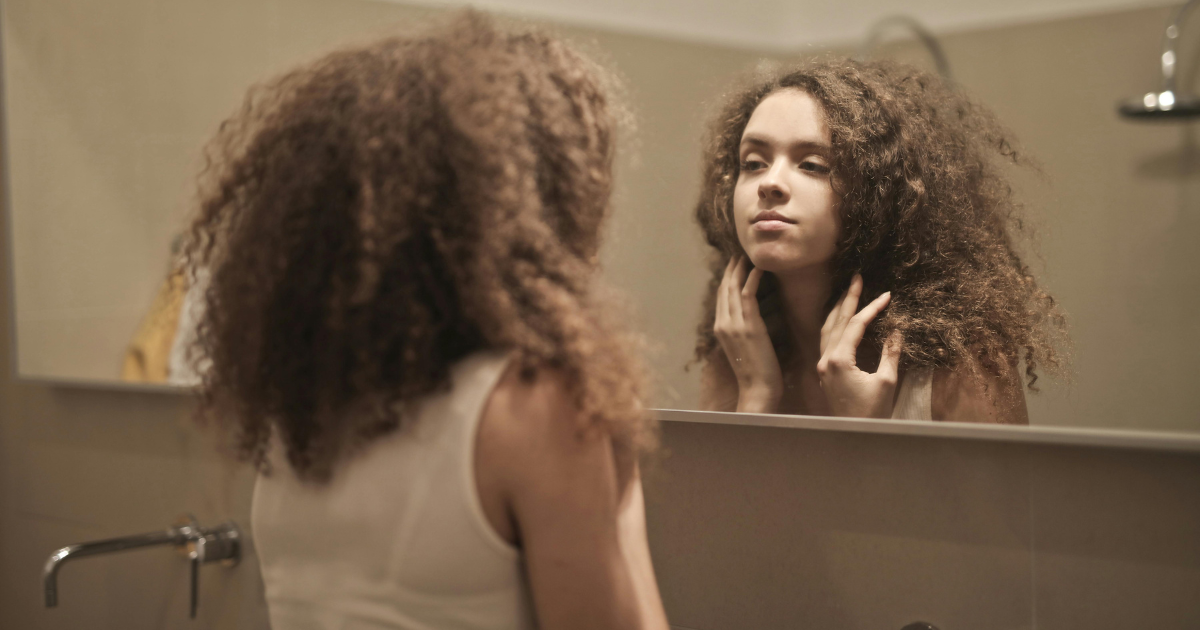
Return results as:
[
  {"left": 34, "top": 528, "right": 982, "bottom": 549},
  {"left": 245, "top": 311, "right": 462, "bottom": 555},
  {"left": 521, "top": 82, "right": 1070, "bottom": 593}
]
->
[{"left": 379, "top": 0, "right": 1177, "bottom": 51}]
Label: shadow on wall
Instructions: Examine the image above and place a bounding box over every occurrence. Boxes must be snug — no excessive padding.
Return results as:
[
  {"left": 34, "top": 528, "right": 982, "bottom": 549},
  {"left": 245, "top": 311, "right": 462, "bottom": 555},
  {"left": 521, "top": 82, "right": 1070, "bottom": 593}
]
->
[{"left": 1134, "top": 128, "right": 1200, "bottom": 180}]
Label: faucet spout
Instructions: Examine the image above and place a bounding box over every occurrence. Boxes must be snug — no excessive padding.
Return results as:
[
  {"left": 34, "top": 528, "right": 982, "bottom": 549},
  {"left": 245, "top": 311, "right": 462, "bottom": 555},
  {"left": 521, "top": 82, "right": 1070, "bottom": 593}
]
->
[{"left": 43, "top": 528, "right": 188, "bottom": 607}]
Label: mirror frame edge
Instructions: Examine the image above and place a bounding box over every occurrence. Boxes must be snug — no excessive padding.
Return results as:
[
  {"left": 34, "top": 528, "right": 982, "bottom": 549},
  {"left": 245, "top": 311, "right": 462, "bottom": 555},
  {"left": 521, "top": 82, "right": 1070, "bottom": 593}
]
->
[
  {"left": 1, "top": 0, "right": 21, "bottom": 387},
  {"left": 651, "top": 408, "right": 1200, "bottom": 453}
]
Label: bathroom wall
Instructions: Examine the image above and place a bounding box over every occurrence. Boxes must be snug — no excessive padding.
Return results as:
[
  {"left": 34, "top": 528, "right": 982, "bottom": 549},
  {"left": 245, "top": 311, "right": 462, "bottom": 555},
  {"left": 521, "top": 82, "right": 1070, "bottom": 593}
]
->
[
  {"left": 2, "top": 3, "right": 1200, "bottom": 630},
  {"left": 643, "top": 420, "right": 1200, "bottom": 629},
  {"left": 0, "top": 194, "right": 267, "bottom": 626}
]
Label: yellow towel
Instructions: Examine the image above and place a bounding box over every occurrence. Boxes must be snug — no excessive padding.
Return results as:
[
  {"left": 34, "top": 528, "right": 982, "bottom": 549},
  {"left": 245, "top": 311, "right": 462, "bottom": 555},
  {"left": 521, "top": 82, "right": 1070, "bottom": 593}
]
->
[{"left": 120, "top": 270, "right": 187, "bottom": 383}]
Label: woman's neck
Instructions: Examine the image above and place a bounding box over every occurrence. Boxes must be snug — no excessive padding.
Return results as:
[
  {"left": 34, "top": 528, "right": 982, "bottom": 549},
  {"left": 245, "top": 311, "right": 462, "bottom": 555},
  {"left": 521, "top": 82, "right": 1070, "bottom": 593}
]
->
[{"left": 775, "top": 265, "right": 834, "bottom": 367}]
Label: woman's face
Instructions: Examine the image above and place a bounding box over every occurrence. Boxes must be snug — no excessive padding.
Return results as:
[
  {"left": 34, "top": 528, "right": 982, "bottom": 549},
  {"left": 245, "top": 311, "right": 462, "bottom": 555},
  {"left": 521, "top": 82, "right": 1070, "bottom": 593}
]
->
[{"left": 733, "top": 89, "right": 839, "bottom": 274}]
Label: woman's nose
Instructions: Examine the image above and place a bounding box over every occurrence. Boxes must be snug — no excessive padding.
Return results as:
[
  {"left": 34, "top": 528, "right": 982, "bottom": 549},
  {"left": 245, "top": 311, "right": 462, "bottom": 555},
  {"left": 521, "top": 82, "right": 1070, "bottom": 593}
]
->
[{"left": 758, "top": 167, "right": 790, "bottom": 202}]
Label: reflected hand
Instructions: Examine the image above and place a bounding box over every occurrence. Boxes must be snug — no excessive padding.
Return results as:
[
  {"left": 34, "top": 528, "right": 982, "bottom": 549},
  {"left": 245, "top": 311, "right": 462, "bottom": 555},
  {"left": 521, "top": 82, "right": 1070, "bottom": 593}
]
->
[
  {"left": 817, "top": 274, "right": 903, "bottom": 419},
  {"left": 714, "top": 256, "right": 783, "bottom": 413}
]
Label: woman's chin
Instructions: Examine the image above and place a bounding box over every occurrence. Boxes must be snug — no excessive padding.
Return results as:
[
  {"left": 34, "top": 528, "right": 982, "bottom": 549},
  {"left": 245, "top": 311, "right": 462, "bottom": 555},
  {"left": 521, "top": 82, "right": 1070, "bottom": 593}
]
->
[
  {"left": 743, "top": 235, "right": 836, "bottom": 273},
  {"left": 745, "top": 253, "right": 793, "bottom": 274}
]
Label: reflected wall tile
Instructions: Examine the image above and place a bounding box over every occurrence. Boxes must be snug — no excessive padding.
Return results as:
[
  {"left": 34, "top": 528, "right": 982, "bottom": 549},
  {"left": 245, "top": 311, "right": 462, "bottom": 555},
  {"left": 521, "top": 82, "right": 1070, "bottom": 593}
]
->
[
  {"left": 3, "top": 0, "right": 158, "bottom": 140},
  {"left": 8, "top": 128, "right": 151, "bottom": 315},
  {"left": 139, "top": 0, "right": 277, "bottom": 139},
  {"left": 643, "top": 421, "right": 1035, "bottom": 630},
  {"left": 16, "top": 313, "right": 144, "bottom": 382},
  {"left": 264, "top": 0, "right": 437, "bottom": 71}
]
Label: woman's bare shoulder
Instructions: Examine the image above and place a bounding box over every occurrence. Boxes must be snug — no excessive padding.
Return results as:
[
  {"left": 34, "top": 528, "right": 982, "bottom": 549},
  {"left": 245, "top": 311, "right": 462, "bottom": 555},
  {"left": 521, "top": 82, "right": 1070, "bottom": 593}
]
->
[
  {"left": 931, "top": 365, "right": 1029, "bottom": 425},
  {"left": 486, "top": 365, "right": 578, "bottom": 429},
  {"left": 479, "top": 364, "right": 594, "bottom": 472},
  {"left": 475, "top": 364, "right": 621, "bottom": 541}
]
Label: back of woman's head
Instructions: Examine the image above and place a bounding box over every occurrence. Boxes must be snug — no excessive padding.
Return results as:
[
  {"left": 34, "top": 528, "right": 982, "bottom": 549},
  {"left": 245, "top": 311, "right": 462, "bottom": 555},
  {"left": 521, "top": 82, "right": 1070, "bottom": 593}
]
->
[
  {"left": 695, "top": 58, "right": 1066, "bottom": 387},
  {"left": 186, "top": 12, "right": 648, "bottom": 482}
]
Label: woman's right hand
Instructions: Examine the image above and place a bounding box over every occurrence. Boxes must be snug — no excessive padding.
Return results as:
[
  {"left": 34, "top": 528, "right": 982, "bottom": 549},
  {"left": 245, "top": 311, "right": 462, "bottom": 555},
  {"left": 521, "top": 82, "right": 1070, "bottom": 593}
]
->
[{"left": 714, "top": 256, "right": 784, "bottom": 413}]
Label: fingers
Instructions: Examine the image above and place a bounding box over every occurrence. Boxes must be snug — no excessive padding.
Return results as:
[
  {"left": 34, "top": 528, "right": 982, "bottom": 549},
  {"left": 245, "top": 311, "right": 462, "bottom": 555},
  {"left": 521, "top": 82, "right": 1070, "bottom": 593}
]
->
[
  {"left": 836, "top": 274, "right": 864, "bottom": 329},
  {"left": 834, "top": 290, "right": 892, "bottom": 359},
  {"left": 820, "top": 291, "right": 843, "bottom": 355},
  {"left": 877, "top": 330, "right": 903, "bottom": 383},
  {"left": 821, "top": 274, "right": 861, "bottom": 354},
  {"left": 726, "top": 257, "right": 749, "bottom": 326},
  {"left": 733, "top": 255, "right": 751, "bottom": 287},
  {"left": 717, "top": 255, "right": 754, "bottom": 333},
  {"left": 742, "top": 267, "right": 765, "bottom": 317},
  {"left": 716, "top": 256, "right": 736, "bottom": 325}
]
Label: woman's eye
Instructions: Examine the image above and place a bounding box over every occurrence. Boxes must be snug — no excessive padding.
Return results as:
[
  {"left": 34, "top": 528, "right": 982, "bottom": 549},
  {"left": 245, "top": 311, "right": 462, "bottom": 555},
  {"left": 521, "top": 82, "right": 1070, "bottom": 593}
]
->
[
  {"left": 800, "top": 161, "right": 830, "bottom": 174},
  {"left": 740, "top": 160, "right": 766, "bottom": 172}
]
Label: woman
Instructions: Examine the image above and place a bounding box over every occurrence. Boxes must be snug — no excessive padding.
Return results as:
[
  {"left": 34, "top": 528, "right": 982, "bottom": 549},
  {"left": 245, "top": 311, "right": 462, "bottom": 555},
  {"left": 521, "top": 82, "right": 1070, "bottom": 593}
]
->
[
  {"left": 695, "top": 59, "right": 1066, "bottom": 423},
  {"left": 185, "top": 14, "right": 668, "bottom": 630}
]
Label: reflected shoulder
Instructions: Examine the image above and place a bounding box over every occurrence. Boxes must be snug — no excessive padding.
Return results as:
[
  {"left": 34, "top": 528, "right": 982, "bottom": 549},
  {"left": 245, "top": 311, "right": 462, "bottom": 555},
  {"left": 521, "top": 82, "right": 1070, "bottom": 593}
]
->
[{"left": 931, "top": 366, "right": 1029, "bottom": 425}]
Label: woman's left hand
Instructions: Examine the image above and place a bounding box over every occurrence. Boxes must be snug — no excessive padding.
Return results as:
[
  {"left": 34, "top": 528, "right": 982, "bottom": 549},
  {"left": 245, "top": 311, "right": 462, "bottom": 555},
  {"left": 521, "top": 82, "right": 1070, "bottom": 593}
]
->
[{"left": 817, "top": 274, "right": 903, "bottom": 419}]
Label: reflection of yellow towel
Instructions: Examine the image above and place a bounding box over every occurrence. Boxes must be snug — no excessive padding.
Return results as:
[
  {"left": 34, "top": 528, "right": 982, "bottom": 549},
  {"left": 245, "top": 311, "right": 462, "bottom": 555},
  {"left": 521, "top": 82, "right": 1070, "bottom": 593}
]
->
[{"left": 121, "top": 271, "right": 187, "bottom": 383}]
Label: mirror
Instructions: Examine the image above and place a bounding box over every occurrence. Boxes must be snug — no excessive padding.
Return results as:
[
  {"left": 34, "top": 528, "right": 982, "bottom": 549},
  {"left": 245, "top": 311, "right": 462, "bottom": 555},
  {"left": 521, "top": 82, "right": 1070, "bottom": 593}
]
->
[{"left": 5, "top": 0, "right": 1200, "bottom": 434}]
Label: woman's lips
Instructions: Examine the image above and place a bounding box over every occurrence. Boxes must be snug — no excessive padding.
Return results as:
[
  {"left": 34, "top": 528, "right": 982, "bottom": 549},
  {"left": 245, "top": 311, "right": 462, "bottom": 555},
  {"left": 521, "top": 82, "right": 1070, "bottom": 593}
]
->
[
  {"left": 751, "top": 211, "right": 795, "bottom": 232},
  {"left": 752, "top": 219, "right": 792, "bottom": 231},
  {"left": 752, "top": 210, "right": 795, "bottom": 222}
]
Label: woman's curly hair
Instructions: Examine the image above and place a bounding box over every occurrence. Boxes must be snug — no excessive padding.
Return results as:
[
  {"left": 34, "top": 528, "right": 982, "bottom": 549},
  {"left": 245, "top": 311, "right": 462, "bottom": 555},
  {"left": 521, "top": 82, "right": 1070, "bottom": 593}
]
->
[
  {"left": 695, "top": 58, "right": 1067, "bottom": 389},
  {"left": 184, "top": 12, "right": 651, "bottom": 483}
]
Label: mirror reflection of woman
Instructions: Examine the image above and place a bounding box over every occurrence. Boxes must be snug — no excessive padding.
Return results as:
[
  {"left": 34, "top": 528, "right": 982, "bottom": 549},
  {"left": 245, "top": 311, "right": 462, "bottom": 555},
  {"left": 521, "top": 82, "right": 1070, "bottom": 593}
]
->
[{"left": 696, "top": 60, "right": 1067, "bottom": 423}]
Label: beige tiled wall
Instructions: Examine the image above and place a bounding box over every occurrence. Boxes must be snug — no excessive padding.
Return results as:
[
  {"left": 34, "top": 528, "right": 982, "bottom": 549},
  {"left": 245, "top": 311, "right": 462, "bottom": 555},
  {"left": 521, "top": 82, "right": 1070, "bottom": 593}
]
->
[
  {"left": 1028, "top": 446, "right": 1200, "bottom": 628},
  {"left": 0, "top": 229, "right": 269, "bottom": 627},
  {"left": 644, "top": 420, "right": 1200, "bottom": 629}
]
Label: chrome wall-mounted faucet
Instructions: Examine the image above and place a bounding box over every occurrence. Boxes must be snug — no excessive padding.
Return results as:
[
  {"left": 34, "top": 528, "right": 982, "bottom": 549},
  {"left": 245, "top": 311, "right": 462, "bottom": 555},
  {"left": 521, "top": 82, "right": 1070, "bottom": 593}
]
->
[
  {"left": 1119, "top": 0, "right": 1200, "bottom": 119},
  {"left": 856, "top": 15, "right": 954, "bottom": 81},
  {"left": 43, "top": 514, "right": 241, "bottom": 619}
]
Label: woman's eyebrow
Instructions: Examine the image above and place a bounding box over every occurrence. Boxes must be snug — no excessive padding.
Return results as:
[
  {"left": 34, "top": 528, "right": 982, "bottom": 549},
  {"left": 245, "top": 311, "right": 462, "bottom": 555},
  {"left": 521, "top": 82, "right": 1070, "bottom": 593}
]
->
[
  {"left": 740, "top": 133, "right": 830, "bottom": 152},
  {"left": 739, "top": 134, "right": 778, "bottom": 152},
  {"left": 789, "top": 139, "right": 832, "bottom": 153},
  {"left": 740, "top": 134, "right": 772, "bottom": 149}
]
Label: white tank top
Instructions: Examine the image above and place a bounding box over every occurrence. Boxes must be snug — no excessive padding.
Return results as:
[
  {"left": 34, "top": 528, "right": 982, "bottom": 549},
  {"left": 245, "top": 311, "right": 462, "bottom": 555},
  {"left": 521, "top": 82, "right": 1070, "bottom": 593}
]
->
[
  {"left": 251, "top": 351, "right": 536, "bottom": 630},
  {"left": 891, "top": 367, "right": 933, "bottom": 421}
]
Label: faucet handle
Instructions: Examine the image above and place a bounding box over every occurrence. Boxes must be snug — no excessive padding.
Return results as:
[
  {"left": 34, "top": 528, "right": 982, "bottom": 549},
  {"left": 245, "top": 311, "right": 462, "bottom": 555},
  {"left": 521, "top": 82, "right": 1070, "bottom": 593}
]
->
[
  {"left": 174, "top": 513, "right": 241, "bottom": 567},
  {"left": 174, "top": 514, "right": 241, "bottom": 619},
  {"left": 198, "top": 520, "right": 241, "bottom": 567}
]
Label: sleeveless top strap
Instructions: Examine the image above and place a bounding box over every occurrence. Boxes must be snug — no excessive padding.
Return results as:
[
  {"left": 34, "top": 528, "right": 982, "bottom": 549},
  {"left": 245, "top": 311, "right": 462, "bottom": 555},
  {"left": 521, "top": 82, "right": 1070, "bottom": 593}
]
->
[{"left": 891, "top": 367, "right": 933, "bottom": 421}]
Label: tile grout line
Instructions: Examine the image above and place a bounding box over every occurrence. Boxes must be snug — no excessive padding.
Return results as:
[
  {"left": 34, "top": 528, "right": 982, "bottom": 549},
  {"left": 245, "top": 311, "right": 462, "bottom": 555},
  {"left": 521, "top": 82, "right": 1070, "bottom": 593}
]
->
[{"left": 1029, "top": 463, "right": 1038, "bottom": 630}]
